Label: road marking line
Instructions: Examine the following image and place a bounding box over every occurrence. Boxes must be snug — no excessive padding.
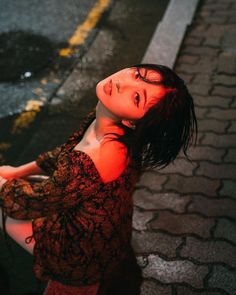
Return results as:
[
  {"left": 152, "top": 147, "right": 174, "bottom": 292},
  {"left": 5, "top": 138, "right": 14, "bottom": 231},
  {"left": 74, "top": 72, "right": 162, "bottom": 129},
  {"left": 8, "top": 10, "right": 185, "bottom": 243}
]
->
[
  {"left": 9, "top": 1, "right": 110, "bottom": 137},
  {"left": 60, "top": 0, "right": 111, "bottom": 56},
  {"left": 11, "top": 100, "right": 43, "bottom": 134},
  {"left": 0, "top": 142, "right": 11, "bottom": 150}
]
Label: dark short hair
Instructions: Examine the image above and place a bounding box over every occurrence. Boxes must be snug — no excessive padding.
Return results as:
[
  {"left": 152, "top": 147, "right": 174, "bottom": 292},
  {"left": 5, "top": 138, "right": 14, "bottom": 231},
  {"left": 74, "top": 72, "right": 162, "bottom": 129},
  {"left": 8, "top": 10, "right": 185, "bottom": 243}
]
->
[{"left": 112, "top": 64, "right": 198, "bottom": 170}]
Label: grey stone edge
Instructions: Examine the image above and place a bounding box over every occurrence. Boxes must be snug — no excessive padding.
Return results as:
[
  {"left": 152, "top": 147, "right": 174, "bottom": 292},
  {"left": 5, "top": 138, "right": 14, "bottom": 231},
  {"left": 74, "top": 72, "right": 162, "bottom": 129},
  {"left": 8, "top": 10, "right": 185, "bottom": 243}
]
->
[{"left": 142, "top": 0, "right": 200, "bottom": 69}]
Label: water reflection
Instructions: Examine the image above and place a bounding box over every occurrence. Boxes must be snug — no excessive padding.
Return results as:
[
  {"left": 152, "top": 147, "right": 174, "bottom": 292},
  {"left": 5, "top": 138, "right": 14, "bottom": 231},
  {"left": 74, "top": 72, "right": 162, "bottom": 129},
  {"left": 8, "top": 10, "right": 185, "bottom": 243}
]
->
[{"left": 0, "top": 31, "right": 57, "bottom": 82}]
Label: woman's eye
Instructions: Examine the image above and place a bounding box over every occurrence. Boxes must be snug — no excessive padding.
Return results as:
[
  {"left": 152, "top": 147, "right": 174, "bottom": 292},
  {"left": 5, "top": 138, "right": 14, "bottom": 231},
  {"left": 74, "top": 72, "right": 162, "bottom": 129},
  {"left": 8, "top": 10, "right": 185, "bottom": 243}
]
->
[
  {"left": 134, "top": 71, "right": 139, "bottom": 79},
  {"left": 134, "top": 92, "right": 140, "bottom": 107}
]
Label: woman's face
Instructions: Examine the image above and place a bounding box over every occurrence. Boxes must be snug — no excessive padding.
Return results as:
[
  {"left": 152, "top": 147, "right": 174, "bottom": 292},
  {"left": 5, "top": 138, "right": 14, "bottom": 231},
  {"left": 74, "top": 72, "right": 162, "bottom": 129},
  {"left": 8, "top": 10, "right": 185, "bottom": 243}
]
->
[{"left": 96, "top": 67, "right": 166, "bottom": 120}]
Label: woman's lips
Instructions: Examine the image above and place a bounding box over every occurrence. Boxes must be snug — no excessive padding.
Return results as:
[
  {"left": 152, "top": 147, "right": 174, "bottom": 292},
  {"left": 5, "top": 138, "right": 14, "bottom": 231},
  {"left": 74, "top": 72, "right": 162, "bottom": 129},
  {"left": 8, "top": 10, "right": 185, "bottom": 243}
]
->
[{"left": 103, "top": 79, "right": 112, "bottom": 95}]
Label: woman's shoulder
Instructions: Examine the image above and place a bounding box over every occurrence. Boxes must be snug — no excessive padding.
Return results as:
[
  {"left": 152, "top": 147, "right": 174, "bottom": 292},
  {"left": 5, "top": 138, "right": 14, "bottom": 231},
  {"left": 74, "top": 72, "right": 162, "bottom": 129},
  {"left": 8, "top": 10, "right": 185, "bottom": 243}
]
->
[{"left": 86, "top": 140, "right": 129, "bottom": 183}]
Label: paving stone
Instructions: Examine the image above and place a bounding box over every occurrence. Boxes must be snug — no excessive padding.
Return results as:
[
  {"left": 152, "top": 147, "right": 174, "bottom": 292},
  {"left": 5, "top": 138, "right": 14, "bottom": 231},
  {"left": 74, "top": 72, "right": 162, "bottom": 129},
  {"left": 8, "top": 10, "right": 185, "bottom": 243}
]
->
[
  {"left": 133, "top": 188, "right": 190, "bottom": 213},
  {"left": 196, "top": 161, "right": 236, "bottom": 180},
  {"left": 228, "top": 121, "right": 236, "bottom": 133},
  {"left": 203, "top": 36, "right": 222, "bottom": 47},
  {"left": 165, "top": 175, "right": 221, "bottom": 197},
  {"left": 149, "top": 211, "right": 215, "bottom": 238},
  {"left": 176, "top": 61, "right": 217, "bottom": 74},
  {"left": 200, "top": 55, "right": 219, "bottom": 64},
  {"left": 193, "top": 74, "right": 212, "bottom": 85},
  {"left": 188, "top": 24, "right": 210, "bottom": 38},
  {"left": 205, "top": 24, "right": 226, "bottom": 38},
  {"left": 231, "top": 99, "right": 236, "bottom": 107},
  {"left": 175, "top": 72, "right": 194, "bottom": 84},
  {"left": 193, "top": 95, "right": 231, "bottom": 108},
  {"left": 132, "top": 207, "right": 155, "bottom": 231},
  {"left": 138, "top": 254, "right": 208, "bottom": 289},
  {"left": 156, "top": 158, "right": 197, "bottom": 176},
  {"left": 204, "top": 16, "right": 228, "bottom": 24},
  {"left": 219, "top": 180, "right": 236, "bottom": 199},
  {"left": 188, "top": 21, "right": 212, "bottom": 37},
  {"left": 176, "top": 285, "right": 223, "bottom": 295},
  {"left": 201, "top": 133, "right": 236, "bottom": 148},
  {"left": 215, "top": 10, "right": 236, "bottom": 16},
  {"left": 195, "top": 107, "right": 209, "bottom": 119},
  {"left": 188, "top": 195, "right": 236, "bottom": 220},
  {"left": 228, "top": 16, "right": 236, "bottom": 24},
  {"left": 214, "top": 74, "right": 236, "bottom": 86},
  {"left": 199, "top": 10, "right": 212, "bottom": 18},
  {"left": 182, "top": 46, "right": 219, "bottom": 57},
  {"left": 140, "top": 280, "right": 172, "bottom": 295},
  {"left": 195, "top": 132, "right": 205, "bottom": 145},
  {"left": 224, "top": 148, "right": 236, "bottom": 163},
  {"left": 188, "top": 84, "right": 211, "bottom": 96},
  {"left": 136, "top": 172, "right": 167, "bottom": 191},
  {"left": 180, "top": 237, "right": 236, "bottom": 267},
  {"left": 206, "top": 108, "right": 236, "bottom": 120},
  {"left": 222, "top": 28, "right": 236, "bottom": 49},
  {"left": 198, "top": 119, "right": 229, "bottom": 134},
  {"left": 184, "top": 37, "right": 203, "bottom": 46},
  {"left": 177, "top": 54, "right": 200, "bottom": 64},
  {"left": 203, "top": 3, "right": 231, "bottom": 10},
  {"left": 132, "top": 231, "right": 182, "bottom": 258},
  {"left": 217, "top": 52, "right": 236, "bottom": 74},
  {"left": 198, "top": 5, "right": 214, "bottom": 13},
  {"left": 179, "top": 146, "right": 225, "bottom": 163},
  {"left": 208, "top": 265, "right": 236, "bottom": 295},
  {"left": 214, "top": 218, "right": 236, "bottom": 244},
  {"left": 212, "top": 86, "right": 236, "bottom": 97}
]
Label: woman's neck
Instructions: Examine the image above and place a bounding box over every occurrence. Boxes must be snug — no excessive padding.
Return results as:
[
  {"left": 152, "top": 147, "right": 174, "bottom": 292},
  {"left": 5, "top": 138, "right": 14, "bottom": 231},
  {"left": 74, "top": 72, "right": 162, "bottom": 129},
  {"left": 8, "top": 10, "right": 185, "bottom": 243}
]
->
[{"left": 94, "top": 102, "right": 124, "bottom": 141}]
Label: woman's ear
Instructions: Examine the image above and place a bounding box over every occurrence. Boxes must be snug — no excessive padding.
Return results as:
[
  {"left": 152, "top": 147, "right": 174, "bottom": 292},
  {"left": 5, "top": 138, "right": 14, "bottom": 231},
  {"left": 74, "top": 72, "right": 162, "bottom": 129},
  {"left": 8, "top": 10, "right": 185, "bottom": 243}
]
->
[{"left": 122, "top": 119, "right": 136, "bottom": 130}]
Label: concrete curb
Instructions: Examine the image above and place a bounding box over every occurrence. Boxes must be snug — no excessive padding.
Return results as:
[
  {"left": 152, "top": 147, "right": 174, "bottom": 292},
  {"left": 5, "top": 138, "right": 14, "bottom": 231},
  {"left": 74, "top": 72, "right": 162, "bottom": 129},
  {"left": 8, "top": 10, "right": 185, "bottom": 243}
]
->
[{"left": 142, "top": 0, "right": 200, "bottom": 68}]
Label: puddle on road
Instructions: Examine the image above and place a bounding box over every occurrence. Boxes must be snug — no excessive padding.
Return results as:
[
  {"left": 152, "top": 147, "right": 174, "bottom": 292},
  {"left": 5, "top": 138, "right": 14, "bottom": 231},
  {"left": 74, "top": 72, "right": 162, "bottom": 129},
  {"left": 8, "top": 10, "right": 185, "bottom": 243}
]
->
[{"left": 0, "top": 31, "right": 58, "bottom": 82}]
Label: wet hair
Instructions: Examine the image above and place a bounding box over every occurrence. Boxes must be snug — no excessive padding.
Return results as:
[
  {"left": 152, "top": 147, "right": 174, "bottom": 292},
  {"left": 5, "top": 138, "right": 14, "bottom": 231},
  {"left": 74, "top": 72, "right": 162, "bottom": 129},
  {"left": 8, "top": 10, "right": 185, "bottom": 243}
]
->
[{"left": 114, "top": 63, "right": 198, "bottom": 170}]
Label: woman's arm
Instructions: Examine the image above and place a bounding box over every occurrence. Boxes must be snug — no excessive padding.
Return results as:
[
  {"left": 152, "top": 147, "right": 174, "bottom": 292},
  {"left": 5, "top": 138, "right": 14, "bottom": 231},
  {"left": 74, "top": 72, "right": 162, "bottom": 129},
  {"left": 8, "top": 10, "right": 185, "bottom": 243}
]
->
[
  {"left": 0, "top": 144, "right": 64, "bottom": 179},
  {"left": 0, "top": 161, "right": 45, "bottom": 179}
]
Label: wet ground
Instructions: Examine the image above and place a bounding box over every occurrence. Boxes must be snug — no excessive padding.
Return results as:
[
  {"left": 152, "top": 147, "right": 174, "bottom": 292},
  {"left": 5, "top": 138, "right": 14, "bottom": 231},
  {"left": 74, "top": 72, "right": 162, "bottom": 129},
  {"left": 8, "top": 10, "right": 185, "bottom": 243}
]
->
[
  {"left": 0, "top": 0, "right": 97, "bottom": 117},
  {"left": 0, "top": 0, "right": 169, "bottom": 294},
  {"left": 0, "top": 0, "right": 169, "bottom": 167}
]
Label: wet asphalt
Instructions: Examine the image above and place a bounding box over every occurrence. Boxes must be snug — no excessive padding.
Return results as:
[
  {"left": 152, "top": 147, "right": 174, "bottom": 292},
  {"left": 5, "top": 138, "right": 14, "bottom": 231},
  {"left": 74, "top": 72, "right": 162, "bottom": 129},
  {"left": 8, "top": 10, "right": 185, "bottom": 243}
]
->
[{"left": 0, "top": 0, "right": 168, "bottom": 167}]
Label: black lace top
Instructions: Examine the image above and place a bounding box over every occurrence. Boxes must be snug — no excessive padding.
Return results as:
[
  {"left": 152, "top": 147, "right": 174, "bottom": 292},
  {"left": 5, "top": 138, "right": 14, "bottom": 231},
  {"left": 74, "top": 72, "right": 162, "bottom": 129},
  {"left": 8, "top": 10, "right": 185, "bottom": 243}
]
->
[{"left": 0, "top": 110, "right": 140, "bottom": 287}]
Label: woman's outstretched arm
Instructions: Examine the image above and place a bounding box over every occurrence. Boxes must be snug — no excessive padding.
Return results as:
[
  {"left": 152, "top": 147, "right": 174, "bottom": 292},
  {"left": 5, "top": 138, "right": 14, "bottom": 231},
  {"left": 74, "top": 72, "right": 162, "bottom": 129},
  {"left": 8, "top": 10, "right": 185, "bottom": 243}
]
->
[
  {"left": 0, "top": 161, "right": 45, "bottom": 179},
  {"left": 0, "top": 144, "right": 63, "bottom": 179}
]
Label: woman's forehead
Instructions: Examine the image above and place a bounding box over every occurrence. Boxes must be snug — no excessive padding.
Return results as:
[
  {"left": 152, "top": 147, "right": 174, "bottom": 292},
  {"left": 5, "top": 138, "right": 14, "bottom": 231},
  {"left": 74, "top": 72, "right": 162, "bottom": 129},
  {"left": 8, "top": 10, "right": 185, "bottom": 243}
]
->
[{"left": 138, "top": 67, "right": 163, "bottom": 82}]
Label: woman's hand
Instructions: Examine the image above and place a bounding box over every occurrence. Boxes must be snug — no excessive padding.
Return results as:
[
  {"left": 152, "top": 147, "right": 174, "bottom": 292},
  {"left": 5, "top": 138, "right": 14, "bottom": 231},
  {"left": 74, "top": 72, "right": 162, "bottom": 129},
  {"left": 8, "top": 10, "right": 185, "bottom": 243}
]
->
[
  {"left": 0, "top": 176, "right": 7, "bottom": 190},
  {"left": 0, "top": 165, "right": 18, "bottom": 179}
]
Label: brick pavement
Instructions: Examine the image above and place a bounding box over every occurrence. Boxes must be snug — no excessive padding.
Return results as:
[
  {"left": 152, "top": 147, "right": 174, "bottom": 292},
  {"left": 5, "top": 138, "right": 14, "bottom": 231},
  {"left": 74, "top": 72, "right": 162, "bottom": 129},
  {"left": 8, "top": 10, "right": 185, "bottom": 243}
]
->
[{"left": 133, "top": 0, "right": 236, "bottom": 294}]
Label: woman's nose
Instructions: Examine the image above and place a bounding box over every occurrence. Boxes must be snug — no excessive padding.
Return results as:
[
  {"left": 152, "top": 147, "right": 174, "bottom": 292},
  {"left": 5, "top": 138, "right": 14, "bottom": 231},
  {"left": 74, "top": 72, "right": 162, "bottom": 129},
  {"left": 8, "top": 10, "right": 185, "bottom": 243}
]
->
[
  {"left": 115, "top": 81, "right": 120, "bottom": 92},
  {"left": 115, "top": 79, "right": 137, "bottom": 93}
]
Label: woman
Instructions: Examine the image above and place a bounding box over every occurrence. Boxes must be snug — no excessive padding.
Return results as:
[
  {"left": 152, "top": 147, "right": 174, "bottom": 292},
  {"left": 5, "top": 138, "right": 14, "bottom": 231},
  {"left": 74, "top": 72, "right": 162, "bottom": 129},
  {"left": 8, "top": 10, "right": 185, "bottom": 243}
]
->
[{"left": 0, "top": 64, "right": 198, "bottom": 294}]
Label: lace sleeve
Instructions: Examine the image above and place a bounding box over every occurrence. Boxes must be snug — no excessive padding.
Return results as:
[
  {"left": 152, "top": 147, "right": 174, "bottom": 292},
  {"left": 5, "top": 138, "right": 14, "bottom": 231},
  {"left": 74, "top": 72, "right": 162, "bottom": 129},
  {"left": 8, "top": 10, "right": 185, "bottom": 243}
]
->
[
  {"left": 0, "top": 156, "right": 99, "bottom": 220},
  {"left": 36, "top": 146, "right": 63, "bottom": 175}
]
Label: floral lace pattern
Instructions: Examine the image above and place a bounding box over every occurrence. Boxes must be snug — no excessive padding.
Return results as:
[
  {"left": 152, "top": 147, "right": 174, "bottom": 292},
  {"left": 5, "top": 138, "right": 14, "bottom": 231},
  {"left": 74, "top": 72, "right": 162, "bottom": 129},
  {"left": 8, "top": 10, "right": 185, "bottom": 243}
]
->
[{"left": 0, "top": 110, "right": 140, "bottom": 287}]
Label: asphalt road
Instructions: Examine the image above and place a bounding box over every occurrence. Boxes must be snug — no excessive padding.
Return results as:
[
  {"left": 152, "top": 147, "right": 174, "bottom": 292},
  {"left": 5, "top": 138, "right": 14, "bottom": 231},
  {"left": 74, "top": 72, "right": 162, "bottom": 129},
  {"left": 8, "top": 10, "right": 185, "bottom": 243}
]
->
[{"left": 0, "top": 0, "right": 98, "bottom": 117}]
